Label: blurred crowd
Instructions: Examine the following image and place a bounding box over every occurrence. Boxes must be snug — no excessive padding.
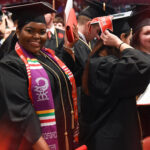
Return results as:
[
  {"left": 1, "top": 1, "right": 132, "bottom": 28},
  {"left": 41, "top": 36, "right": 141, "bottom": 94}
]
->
[{"left": 0, "top": 0, "right": 133, "bottom": 45}]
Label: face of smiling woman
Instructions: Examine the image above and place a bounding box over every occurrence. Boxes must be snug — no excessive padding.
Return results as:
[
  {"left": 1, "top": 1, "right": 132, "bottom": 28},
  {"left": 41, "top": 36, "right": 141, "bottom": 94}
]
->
[
  {"left": 16, "top": 22, "right": 47, "bottom": 55},
  {"left": 139, "top": 25, "right": 150, "bottom": 53}
]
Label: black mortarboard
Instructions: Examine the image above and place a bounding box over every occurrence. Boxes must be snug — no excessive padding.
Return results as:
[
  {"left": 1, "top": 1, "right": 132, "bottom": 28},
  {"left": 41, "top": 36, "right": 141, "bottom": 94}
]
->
[
  {"left": 3, "top": 1, "right": 56, "bottom": 28},
  {"left": 78, "top": 0, "right": 116, "bottom": 19},
  {"left": 128, "top": 3, "right": 150, "bottom": 33},
  {"left": 112, "top": 11, "right": 132, "bottom": 37}
]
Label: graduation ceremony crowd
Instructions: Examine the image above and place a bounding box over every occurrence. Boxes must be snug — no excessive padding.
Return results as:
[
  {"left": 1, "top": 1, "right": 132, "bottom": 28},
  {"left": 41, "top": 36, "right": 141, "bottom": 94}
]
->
[{"left": 1, "top": 0, "right": 150, "bottom": 150}]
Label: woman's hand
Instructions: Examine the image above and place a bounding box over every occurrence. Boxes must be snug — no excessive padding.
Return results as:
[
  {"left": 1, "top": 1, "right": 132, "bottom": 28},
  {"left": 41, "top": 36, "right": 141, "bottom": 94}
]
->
[
  {"left": 64, "top": 24, "right": 79, "bottom": 60},
  {"left": 64, "top": 24, "right": 79, "bottom": 48},
  {"left": 100, "top": 30, "right": 122, "bottom": 48},
  {"left": 100, "top": 30, "right": 132, "bottom": 52}
]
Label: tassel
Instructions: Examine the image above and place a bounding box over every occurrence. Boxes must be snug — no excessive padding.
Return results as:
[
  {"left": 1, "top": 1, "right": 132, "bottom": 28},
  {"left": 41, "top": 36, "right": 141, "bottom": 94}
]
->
[
  {"left": 71, "top": 110, "right": 74, "bottom": 129},
  {"left": 103, "top": 2, "right": 106, "bottom": 11},
  {"left": 64, "top": 131, "right": 69, "bottom": 150}
]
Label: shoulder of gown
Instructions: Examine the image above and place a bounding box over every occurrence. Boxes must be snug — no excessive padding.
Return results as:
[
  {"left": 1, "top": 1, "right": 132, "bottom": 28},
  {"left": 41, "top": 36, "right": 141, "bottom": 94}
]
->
[
  {"left": 0, "top": 50, "right": 41, "bottom": 145},
  {"left": 89, "top": 48, "right": 150, "bottom": 97}
]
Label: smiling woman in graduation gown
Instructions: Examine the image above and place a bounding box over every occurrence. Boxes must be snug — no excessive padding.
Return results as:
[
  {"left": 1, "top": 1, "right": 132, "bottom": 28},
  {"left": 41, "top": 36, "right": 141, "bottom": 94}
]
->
[
  {"left": 0, "top": 2, "right": 78, "bottom": 150},
  {"left": 0, "top": 48, "right": 75, "bottom": 150}
]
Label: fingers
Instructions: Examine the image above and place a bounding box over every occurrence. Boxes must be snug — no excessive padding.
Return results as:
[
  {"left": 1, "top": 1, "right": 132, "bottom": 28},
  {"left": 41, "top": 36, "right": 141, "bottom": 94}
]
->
[
  {"left": 100, "top": 31, "right": 109, "bottom": 45},
  {"left": 64, "top": 24, "right": 79, "bottom": 48},
  {"left": 104, "top": 29, "right": 110, "bottom": 35},
  {"left": 72, "top": 24, "right": 79, "bottom": 42},
  {"left": 100, "top": 29, "right": 123, "bottom": 47}
]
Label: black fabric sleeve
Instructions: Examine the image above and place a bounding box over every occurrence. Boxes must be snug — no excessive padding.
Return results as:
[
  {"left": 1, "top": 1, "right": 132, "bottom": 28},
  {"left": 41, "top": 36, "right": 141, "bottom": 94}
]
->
[
  {"left": 0, "top": 61, "right": 41, "bottom": 145},
  {"left": 56, "top": 46, "right": 83, "bottom": 87},
  {"left": 89, "top": 48, "right": 150, "bottom": 98}
]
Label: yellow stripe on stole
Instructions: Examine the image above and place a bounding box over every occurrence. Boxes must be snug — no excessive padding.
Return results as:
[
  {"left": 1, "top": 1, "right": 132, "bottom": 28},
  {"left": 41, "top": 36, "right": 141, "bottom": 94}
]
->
[{"left": 36, "top": 109, "right": 55, "bottom": 114}]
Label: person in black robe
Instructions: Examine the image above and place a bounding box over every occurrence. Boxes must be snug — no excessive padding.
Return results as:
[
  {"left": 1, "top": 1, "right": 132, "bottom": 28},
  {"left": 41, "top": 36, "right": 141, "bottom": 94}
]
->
[
  {"left": 0, "top": 47, "right": 75, "bottom": 150},
  {"left": 57, "top": 1, "right": 116, "bottom": 116},
  {"left": 79, "top": 11, "right": 150, "bottom": 150},
  {"left": 128, "top": 4, "right": 150, "bottom": 140},
  {"left": 0, "top": 2, "right": 78, "bottom": 150},
  {"left": 75, "top": 0, "right": 116, "bottom": 67},
  {"left": 44, "top": 12, "right": 65, "bottom": 51},
  {"left": 77, "top": 0, "right": 116, "bottom": 50}
]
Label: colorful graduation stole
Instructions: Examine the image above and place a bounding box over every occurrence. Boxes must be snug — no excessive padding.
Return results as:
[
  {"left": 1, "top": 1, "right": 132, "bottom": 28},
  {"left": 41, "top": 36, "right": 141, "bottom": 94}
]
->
[
  {"left": 15, "top": 42, "right": 59, "bottom": 150},
  {"left": 43, "top": 48, "right": 79, "bottom": 142},
  {"left": 15, "top": 42, "right": 79, "bottom": 149}
]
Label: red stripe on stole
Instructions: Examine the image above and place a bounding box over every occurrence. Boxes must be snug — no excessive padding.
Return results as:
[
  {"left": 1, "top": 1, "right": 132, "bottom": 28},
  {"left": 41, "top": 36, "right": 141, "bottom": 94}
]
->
[
  {"left": 40, "top": 118, "right": 56, "bottom": 123},
  {"left": 29, "top": 64, "right": 41, "bottom": 67}
]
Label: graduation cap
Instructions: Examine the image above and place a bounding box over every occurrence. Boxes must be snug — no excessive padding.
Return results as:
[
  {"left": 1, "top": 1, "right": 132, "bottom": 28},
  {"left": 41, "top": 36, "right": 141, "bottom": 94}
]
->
[
  {"left": 2, "top": 1, "right": 56, "bottom": 28},
  {"left": 131, "top": 3, "right": 150, "bottom": 12},
  {"left": 128, "top": 3, "right": 150, "bottom": 33},
  {"left": 112, "top": 11, "right": 132, "bottom": 37},
  {"left": 90, "top": 11, "right": 132, "bottom": 37},
  {"left": 78, "top": 0, "right": 116, "bottom": 19}
]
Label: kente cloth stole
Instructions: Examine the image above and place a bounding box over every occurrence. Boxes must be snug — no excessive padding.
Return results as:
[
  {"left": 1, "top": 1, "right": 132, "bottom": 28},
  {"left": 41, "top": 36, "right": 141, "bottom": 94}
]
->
[
  {"left": 43, "top": 48, "right": 79, "bottom": 142},
  {"left": 15, "top": 42, "right": 59, "bottom": 150}
]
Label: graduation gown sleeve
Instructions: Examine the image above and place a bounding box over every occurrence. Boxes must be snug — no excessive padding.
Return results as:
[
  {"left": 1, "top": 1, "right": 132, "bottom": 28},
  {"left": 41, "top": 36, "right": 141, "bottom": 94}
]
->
[
  {"left": 56, "top": 39, "right": 91, "bottom": 87},
  {"left": 89, "top": 48, "right": 150, "bottom": 98},
  {"left": 79, "top": 48, "right": 150, "bottom": 150},
  {"left": 0, "top": 56, "right": 41, "bottom": 149}
]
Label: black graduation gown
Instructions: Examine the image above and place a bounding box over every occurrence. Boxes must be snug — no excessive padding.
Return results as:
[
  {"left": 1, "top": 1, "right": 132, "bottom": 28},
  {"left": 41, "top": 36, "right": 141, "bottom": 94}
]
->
[
  {"left": 0, "top": 50, "right": 74, "bottom": 150},
  {"left": 57, "top": 38, "right": 92, "bottom": 116},
  {"left": 45, "top": 28, "right": 65, "bottom": 51},
  {"left": 137, "top": 105, "right": 150, "bottom": 138},
  {"left": 58, "top": 38, "right": 92, "bottom": 87},
  {"left": 74, "top": 38, "right": 91, "bottom": 69},
  {"left": 79, "top": 48, "right": 150, "bottom": 150}
]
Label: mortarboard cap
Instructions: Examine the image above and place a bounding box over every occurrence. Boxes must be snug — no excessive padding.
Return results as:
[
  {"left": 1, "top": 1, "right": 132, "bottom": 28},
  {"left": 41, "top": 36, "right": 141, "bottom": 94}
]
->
[
  {"left": 90, "top": 11, "right": 132, "bottom": 37},
  {"left": 112, "top": 11, "right": 132, "bottom": 37},
  {"left": 79, "top": 0, "right": 116, "bottom": 19},
  {"left": 3, "top": 1, "right": 56, "bottom": 28},
  {"left": 130, "top": 3, "right": 150, "bottom": 12},
  {"left": 128, "top": 3, "right": 150, "bottom": 33}
]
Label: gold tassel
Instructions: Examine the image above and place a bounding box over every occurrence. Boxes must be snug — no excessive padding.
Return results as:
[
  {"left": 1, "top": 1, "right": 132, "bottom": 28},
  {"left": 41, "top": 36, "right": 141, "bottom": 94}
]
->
[
  {"left": 103, "top": 2, "right": 106, "bottom": 12},
  {"left": 71, "top": 110, "right": 74, "bottom": 129},
  {"left": 53, "top": 0, "right": 55, "bottom": 9},
  {"left": 64, "top": 131, "right": 69, "bottom": 150}
]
